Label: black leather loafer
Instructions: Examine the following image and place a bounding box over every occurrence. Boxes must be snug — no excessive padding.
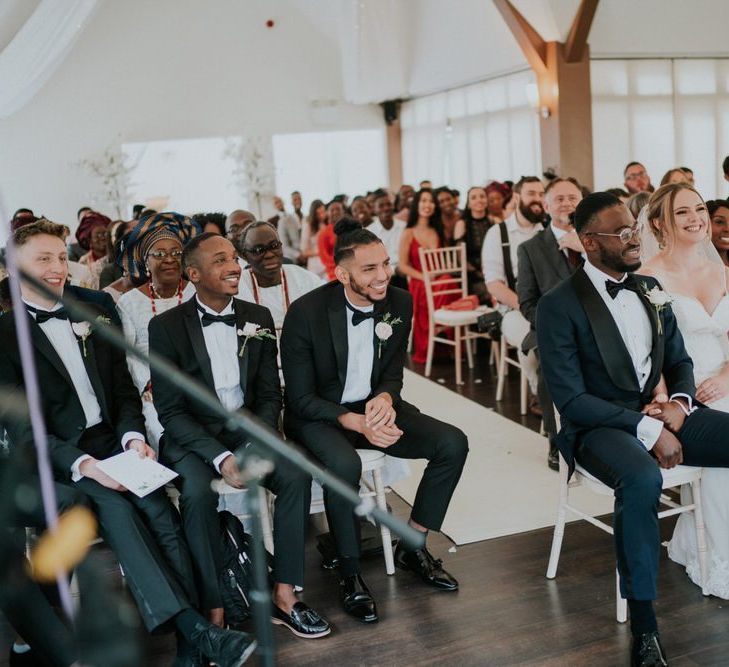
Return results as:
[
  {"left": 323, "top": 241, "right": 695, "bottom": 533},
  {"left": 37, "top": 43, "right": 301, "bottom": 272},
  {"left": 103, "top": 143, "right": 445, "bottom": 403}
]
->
[
  {"left": 548, "top": 443, "right": 560, "bottom": 471},
  {"left": 395, "top": 544, "right": 459, "bottom": 591},
  {"left": 272, "top": 601, "right": 331, "bottom": 638},
  {"left": 190, "top": 622, "right": 257, "bottom": 667},
  {"left": 631, "top": 631, "right": 668, "bottom": 667},
  {"left": 339, "top": 574, "right": 378, "bottom": 623}
]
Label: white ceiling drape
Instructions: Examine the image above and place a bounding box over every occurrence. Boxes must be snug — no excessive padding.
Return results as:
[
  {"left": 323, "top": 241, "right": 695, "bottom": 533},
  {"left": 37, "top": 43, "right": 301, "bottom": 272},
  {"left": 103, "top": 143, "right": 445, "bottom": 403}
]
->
[{"left": 0, "top": 0, "right": 98, "bottom": 119}]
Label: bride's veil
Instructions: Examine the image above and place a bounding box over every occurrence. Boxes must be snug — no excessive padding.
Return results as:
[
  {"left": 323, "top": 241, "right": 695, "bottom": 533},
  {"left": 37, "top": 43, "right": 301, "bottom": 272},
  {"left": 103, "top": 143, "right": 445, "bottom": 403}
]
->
[{"left": 638, "top": 204, "right": 724, "bottom": 266}]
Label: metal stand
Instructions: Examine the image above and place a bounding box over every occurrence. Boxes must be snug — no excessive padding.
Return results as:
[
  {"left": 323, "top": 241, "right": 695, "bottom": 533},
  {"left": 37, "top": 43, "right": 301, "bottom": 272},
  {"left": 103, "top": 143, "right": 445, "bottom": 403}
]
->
[{"left": 238, "top": 447, "right": 276, "bottom": 667}]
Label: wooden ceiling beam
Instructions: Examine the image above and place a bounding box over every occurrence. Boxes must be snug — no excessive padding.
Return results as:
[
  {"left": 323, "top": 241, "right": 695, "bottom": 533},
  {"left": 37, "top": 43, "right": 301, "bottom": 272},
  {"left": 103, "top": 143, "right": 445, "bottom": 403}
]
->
[
  {"left": 564, "top": 0, "right": 600, "bottom": 63},
  {"left": 492, "top": 0, "right": 547, "bottom": 74}
]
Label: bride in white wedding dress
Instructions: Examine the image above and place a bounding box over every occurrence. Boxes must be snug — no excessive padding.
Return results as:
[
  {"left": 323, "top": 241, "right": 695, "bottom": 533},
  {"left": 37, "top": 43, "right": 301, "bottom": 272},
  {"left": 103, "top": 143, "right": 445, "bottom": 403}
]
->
[{"left": 639, "top": 182, "right": 729, "bottom": 598}]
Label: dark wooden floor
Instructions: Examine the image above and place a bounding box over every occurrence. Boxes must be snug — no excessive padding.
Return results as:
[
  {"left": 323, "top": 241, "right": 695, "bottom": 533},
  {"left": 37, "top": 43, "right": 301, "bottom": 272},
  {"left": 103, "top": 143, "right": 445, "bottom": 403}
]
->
[{"left": 3, "top": 350, "right": 729, "bottom": 665}]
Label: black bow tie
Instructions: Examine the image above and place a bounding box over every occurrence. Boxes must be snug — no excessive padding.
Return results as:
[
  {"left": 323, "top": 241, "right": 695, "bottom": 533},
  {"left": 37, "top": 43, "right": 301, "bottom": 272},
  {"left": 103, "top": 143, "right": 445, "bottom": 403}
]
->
[
  {"left": 345, "top": 300, "right": 381, "bottom": 326},
  {"left": 196, "top": 303, "right": 237, "bottom": 327},
  {"left": 27, "top": 305, "right": 68, "bottom": 324},
  {"left": 605, "top": 274, "right": 639, "bottom": 300}
]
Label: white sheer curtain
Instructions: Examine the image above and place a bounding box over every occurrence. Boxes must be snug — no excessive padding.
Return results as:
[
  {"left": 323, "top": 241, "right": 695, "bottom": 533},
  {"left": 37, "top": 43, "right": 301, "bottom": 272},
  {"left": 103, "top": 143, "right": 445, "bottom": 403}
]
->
[
  {"left": 591, "top": 59, "right": 729, "bottom": 199},
  {"left": 400, "top": 70, "right": 541, "bottom": 193},
  {"left": 0, "top": 0, "right": 98, "bottom": 119}
]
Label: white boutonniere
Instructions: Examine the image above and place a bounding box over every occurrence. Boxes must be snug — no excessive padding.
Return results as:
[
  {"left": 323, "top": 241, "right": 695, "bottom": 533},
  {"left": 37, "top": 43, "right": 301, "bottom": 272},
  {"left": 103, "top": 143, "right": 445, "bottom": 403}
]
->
[
  {"left": 641, "top": 283, "right": 672, "bottom": 335},
  {"left": 71, "top": 315, "right": 110, "bottom": 357},
  {"left": 375, "top": 313, "right": 402, "bottom": 358},
  {"left": 237, "top": 321, "right": 276, "bottom": 357}
]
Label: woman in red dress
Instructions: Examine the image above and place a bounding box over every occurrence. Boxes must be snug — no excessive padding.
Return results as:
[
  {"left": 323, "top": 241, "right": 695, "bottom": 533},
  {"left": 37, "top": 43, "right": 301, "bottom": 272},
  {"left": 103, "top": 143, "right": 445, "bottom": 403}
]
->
[{"left": 398, "top": 188, "right": 450, "bottom": 364}]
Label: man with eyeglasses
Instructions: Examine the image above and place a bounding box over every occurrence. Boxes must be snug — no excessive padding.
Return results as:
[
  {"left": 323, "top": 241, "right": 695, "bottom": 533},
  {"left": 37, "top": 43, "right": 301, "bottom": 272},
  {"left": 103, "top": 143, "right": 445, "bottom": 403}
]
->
[
  {"left": 624, "top": 161, "right": 655, "bottom": 195},
  {"left": 236, "top": 222, "right": 322, "bottom": 375}
]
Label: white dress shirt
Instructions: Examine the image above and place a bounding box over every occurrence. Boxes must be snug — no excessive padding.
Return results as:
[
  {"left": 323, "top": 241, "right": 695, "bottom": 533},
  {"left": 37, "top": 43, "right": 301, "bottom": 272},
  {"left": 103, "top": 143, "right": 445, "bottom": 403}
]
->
[
  {"left": 195, "top": 297, "right": 244, "bottom": 471},
  {"left": 24, "top": 299, "right": 143, "bottom": 480},
  {"left": 340, "top": 292, "right": 375, "bottom": 404},
  {"left": 482, "top": 215, "right": 542, "bottom": 285},
  {"left": 369, "top": 218, "right": 406, "bottom": 270},
  {"left": 582, "top": 260, "right": 689, "bottom": 450}
]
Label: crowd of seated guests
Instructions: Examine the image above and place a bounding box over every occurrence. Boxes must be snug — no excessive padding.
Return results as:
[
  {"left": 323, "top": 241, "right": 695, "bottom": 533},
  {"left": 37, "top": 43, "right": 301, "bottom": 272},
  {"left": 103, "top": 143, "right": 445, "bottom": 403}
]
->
[{"left": 3, "top": 154, "right": 729, "bottom": 665}]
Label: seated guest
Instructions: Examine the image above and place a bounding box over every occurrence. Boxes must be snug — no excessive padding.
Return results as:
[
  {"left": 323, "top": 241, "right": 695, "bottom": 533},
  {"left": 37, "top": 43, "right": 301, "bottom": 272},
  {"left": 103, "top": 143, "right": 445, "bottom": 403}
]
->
[
  {"left": 102, "top": 229, "right": 136, "bottom": 303},
  {"left": 482, "top": 176, "right": 545, "bottom": 409},
  {"left": 67, "top": 207, "right": 93, "bottom": 262},
  {"left": 624, "top": 161, "right": 654, "bottom": 194},
  {"left": 350, "top": 196, "right": 374, "bottom": 228},
  {"left": 0, "top": 220, "right": 257, "bottom": 665},
  {"left": 517, "top": 177, "right": 583, "bottom": 470},
  {"left": 236, "top": 221, "right": 322, "bottom": 342},
  {"left": 149, "top": 233, "right": 330, "bottom": 639},
  {"left": 434, "top": 187, "right": 460, "bottom": 244},
  {"left": 627, "top": 191, "right": 651, "bottom": 222},
  {"left": 300, "top": 199, "right": 328, "bottom": 278},
  {"left": 454, "top": 186, "right": 499, "bottom": 302},
  {"left": 116, "top": 212, "right": 199, "bottom": 450},
  {"left": 708, "top": 199, "right": 729, "bottom": 267},
  {"left": 393, "top": 184, "right": 415, "bottom": 223},
  {"left": 225, "top": 209, "right": 255, "bottom": 258},
  {"left": 282, "top": 219, "right": 468, "bottom": 624},
  {"left": 193, "top": 212, "right": 227, "bottom": 236},
  {"left": 660, "top": 168, "right": 690, "bottom": 187},
  {"left": 318, "top": 199, "right": 346, "bottom": 280},
  {"left": 485, "top": 181, "right": 511, "bottom": 225},
  {"left": 77, "top": 212, "right": 112, "bottom": 289},
  {"left": 291, "top": 190, "right": 304, "bottom": 223},
  {"left": 98, "top": 220, "right": 129, "bottom": 290},
  {"left": 369, "top": 191, "right": 407, "bottom": 290},
  {"left": 537, "top": 191, "right": 729, "bottom": 666},
  {"left": 269, "top": 195, "right": 302, "bottom": 261}
]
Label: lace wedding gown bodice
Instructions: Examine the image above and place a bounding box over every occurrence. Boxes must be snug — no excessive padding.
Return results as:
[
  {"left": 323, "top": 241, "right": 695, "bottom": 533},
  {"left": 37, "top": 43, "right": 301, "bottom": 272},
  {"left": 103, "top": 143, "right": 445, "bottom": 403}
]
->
[{"left": 667, "top": 290, "right": 729, "bottom": 598}]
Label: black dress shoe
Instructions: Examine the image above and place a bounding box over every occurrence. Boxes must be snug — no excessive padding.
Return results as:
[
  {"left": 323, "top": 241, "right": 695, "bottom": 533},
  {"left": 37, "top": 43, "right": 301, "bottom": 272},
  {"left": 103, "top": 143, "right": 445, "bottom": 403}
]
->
[
  {"left": 190, "top": 622, "right": 257, "bottom": 667},
  {"left": 631, "top": 631, "right": 668, "bottom": 667},
  {"left": 548, "top": 443, "right": 560, "bottom": 471},
  {"left": 339, "top": 574, "right": 378, "bottom": 623},
  {"left": 394, "top": 544, "right": 459, "bottom": 591},
  {"left": 272, "top": 601, "right": 331, "bottom": 638}
]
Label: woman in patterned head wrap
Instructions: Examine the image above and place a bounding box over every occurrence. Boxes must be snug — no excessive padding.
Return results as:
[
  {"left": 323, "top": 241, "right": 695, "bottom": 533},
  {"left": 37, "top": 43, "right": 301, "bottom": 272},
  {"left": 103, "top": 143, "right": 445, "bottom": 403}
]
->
[
  {"left": 77, "top": 212, "right": 112, "bottom": 288},
  {"left": 116, "top": 211, "right": 200, "bottom": 449},
  {"left": 484, "top": 181, "right": 512, "bottom": 225}
]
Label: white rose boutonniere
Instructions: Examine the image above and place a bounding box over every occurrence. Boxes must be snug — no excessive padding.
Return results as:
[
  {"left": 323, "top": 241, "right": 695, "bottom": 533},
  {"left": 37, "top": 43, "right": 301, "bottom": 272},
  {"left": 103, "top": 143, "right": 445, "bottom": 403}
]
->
[
  {"left": 237, "top": 321, "right": 276, "bottom": 357},
  {"left": 375, "top": 313, "right": 402, "bottom": 358},
  {"left": 71, "top": 315, "right": 111, "bottom": 356},
  {"left": 641, "top": 283, "right": 673, "bottom": 335}
]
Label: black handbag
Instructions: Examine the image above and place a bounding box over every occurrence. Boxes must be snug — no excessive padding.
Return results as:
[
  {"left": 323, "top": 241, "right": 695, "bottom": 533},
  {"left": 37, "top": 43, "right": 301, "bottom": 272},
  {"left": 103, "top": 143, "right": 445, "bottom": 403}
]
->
[{"left": 476, "top": 310, "right": 503, "bottom": 340}]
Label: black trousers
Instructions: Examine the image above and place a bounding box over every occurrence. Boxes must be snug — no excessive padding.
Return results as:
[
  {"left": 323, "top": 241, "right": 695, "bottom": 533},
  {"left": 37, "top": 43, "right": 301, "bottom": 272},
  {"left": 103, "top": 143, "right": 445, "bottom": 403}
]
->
[
  {"left": 576, "top": 407, "right": 729, "bottom": 601},
  {"left": 535, "top": 350, "right": 557, "bottom": 440},
  {"left": 289, "top": 401, "right": 468, "bottom": 565},
  {"left": 74, "top": 424, "right": 196, "bottom": 632},
  {"left": 169, "top": 448, "right": 311, "bottom": 610},
  {"left": 1, "top": 471, "right": 85, "bottom": 666}
]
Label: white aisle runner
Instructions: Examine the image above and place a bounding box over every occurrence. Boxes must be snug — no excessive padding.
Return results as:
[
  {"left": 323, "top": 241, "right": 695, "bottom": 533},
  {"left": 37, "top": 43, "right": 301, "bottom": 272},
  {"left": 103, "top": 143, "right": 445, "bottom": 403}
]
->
[{"left": 392, "top": 370, "right": 613, "bottom": 545}]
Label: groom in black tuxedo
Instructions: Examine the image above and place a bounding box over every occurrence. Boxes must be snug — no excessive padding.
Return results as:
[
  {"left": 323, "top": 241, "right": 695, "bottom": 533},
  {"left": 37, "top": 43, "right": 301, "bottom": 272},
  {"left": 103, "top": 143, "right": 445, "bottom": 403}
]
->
[
  {"left": 0, "top": 221, "right": 257, "bottom": 666},
  {"left": 281, "top": 219, "right": 468, "bottom": 624},
  {"left": 149, "top": 232, "right": 330, "bottom": 640},
  {"left": 537, "top": 192, "right": 729, "bottom": 667}
]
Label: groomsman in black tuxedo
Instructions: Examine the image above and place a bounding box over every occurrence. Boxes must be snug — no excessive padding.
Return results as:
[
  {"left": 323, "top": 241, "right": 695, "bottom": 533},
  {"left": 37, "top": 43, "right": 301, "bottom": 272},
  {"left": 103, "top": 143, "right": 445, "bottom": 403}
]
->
[
  {"left": 538, "top": 192, "right": 729, "bottom": 667},
  {"left": 149, "top": 232, "right": 330, "bottom": 639},
  {"left": 0, "top": 221, "right": 257, "bottom": 667},
  {"left": 281, "top": 218, "right": 468, "bottom": 623}
]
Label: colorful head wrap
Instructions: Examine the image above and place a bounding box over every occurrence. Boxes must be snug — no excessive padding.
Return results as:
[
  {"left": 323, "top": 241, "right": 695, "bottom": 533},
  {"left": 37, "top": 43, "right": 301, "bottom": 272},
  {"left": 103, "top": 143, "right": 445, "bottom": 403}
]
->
[
  {"left": 76, "top": 212, "right": 111, "bottom": 251},
  {"left": 120, "top": 211, "right": 200, "bottom": 282},
  {"left": 485, "top": 180, "right": 511, "bottom": 200}
]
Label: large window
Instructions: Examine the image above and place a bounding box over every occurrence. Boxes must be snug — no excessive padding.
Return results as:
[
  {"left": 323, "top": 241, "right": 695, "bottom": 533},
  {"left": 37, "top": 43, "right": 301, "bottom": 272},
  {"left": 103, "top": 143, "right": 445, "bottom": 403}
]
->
[
  {"left": 591, "top": 59, "right": 729, "bottom": 198},
  {"left": 400, "top": 70, "right": 541, "bottom": 193},
  {"left": 272, "top": 128, "right": 387, "bottom": 209}
]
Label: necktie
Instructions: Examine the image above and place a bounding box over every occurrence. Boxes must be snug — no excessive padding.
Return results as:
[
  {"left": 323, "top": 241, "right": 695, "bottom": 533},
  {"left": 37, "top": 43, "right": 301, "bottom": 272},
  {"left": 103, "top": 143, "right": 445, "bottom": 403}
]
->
[
  {"left": 196, "top": 303, "right": 237, "bottom": 327},
  {"left": 27, "top": 306, "right": 68, "bottom": 324},
  {"left": 605, "top": 274, "right": 639, "bottom": 300}
]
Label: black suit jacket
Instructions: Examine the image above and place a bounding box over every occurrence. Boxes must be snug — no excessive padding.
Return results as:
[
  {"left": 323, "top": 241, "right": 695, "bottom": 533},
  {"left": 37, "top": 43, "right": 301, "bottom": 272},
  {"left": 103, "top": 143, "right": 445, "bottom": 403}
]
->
[
  {"left": 0, "top": 291, "right": 144, "bottom": 478},
  {"left": 517, "top": 227, "right": 574, "bottom": 351},
  {"left": 281, "top": 282, "right": 413, "bottom": 430},
  {"left": 149, "top": 297, "right": 282, "bottom": 466},
  {"left": 536, "top": 268, "right": 695, "bottom": 473}
]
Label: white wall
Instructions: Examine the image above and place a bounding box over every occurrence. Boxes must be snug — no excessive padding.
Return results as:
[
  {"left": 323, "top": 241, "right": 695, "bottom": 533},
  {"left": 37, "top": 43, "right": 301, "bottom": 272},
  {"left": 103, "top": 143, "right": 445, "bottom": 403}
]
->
[{"left": 0, "top": 0, "right": 382, "bottom": 239}]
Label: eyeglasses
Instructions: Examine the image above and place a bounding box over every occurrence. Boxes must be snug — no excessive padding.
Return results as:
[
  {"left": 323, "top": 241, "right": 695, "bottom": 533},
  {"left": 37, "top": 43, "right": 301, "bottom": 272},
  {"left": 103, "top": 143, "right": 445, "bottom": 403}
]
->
[
  {"left": 625, "top": 170, "right": 647, "bottom": 181},
  {"left": 243, "top": 240, "right": 283, "bottom": 256},
  {"left": 147, "top": 250, "right": 183, "bottom": 260},
  {"left": 583, "top": 225, "right": 642, "bottom": 245}
]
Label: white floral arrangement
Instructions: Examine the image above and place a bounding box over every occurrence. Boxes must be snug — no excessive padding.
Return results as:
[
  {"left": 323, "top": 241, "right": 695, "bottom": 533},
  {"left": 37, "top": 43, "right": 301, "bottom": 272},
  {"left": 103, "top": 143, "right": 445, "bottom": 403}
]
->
[
  {"left": 72, "top": 315, "right": 111, "bottom": 356},
  {"left": 237, "top": 322, "right": 276, "bottom": 357},
  {"left": 641, "top": 283, "right": 673, "bottom": 335}
]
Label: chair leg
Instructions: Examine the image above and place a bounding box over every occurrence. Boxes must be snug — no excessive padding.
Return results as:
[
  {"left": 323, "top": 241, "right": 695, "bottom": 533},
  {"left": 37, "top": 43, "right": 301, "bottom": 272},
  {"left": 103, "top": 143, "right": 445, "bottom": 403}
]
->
[
  {"left": 489, "top": 339, "right": 498, "bottom": 366},
  {"left": 690, "top": 478, "right": 710, "bottom": 595},
  {"left": 258, "top": 487, "right": 275, "bottom": 554},
  {"left": 424, "top": 323, "right": 436, "bottom": 377},
  {"left": 454, "top": 326, "right": 463, "bottom": 385},
  {"left": 496, "top": 337, "right": 508, "bottom": 401},
  {"left": 546, "top": 458, "right": 569, "bottom": 579},
  {"left": 372, "top": 467, "right": 395, "bottom": 575},
  {"left": 465, "top": 330, "right": 475, "bottom": 369},
  {"left": 519, "top": 363, "right": 528, "bottom": 416},
  {"left": 616, "top": 569, "right": 627, "bottom": 623}
]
